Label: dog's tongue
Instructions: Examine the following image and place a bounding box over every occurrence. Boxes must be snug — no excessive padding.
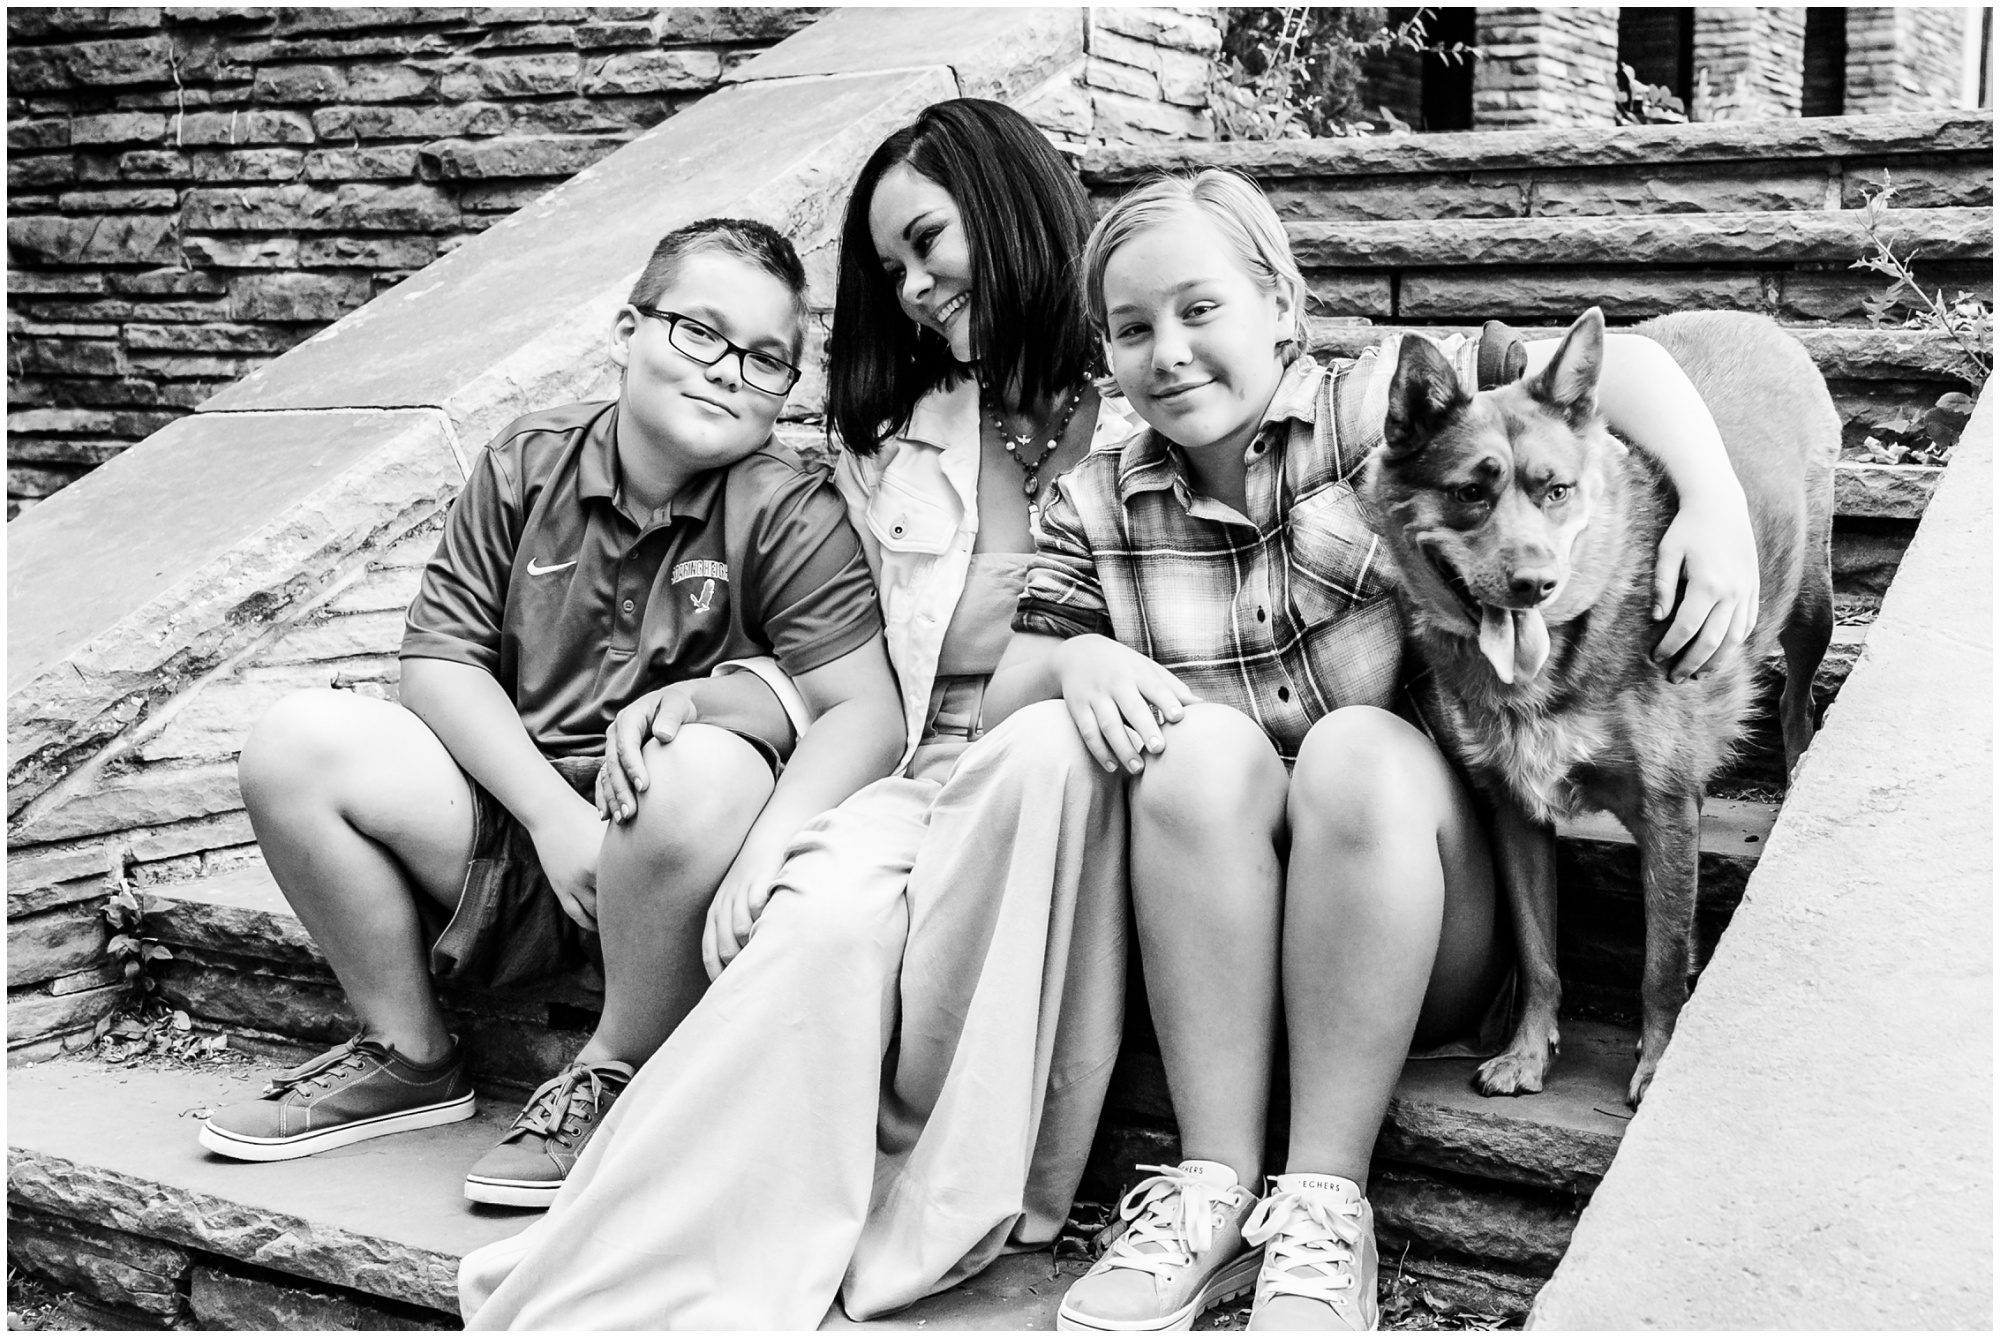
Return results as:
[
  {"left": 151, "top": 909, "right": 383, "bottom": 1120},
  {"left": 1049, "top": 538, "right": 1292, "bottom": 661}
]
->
[{"left": 1478, "top": 605, "right": 1552, "bottom": 684}]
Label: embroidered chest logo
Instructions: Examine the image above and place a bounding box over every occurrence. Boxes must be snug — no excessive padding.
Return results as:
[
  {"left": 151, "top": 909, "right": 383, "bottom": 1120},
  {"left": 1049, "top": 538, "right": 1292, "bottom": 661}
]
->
[{"left": 671, "top": 560, "right": 728, "bottom": 613}]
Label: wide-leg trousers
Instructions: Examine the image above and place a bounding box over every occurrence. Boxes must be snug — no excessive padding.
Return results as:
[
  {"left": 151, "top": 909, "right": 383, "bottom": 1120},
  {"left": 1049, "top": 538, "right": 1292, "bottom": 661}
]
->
[{"left": 460, "top": 701, "right": 1129, "bottom": 1329}]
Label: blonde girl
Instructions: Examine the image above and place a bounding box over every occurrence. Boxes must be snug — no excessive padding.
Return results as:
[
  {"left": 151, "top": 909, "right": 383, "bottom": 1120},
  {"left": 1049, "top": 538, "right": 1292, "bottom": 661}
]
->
[{"left": 979, "top": 171, "right": 1759, "bottom": 1332}]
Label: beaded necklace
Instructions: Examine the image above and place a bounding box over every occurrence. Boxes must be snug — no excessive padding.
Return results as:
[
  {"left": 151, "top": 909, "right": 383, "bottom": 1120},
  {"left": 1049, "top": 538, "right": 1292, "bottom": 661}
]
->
[{"left": 982, "top": 381, "right": 1085, "bottom": 517}]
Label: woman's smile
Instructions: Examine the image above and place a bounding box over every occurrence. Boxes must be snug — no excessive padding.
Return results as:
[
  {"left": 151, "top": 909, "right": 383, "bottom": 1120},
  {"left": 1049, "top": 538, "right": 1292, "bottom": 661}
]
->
[{"left": 869, "top": 162, "right": 979, "bottom": 363}]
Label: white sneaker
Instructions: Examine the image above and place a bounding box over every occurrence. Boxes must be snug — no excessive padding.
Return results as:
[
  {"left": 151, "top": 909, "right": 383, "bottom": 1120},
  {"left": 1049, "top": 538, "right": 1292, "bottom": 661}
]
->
[
  {"left": 1243, "top": 1173, "right": 1379, "bottom": 1331},
  {"left": 1056, "top": 1160, "right": 1262, "bottom": 1331}
]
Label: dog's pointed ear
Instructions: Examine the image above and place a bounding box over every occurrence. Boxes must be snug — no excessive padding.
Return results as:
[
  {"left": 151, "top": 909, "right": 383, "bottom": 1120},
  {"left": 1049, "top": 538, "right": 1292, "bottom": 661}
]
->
[
  {"left": 1383, "top": 334, "right": 1468, "bottom": 463},
  {"left": 1532, "top": 307, "right": 1605, "bottom": 422}
]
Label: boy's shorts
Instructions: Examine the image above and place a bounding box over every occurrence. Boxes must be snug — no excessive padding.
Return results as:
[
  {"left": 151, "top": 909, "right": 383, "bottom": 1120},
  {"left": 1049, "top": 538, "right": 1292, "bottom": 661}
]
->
[
  {"left": 423, "top": 731, "right": 784, "bottom": 993},
  {"left": 424, "top": 756, "right": 603, "bottom": 993}
]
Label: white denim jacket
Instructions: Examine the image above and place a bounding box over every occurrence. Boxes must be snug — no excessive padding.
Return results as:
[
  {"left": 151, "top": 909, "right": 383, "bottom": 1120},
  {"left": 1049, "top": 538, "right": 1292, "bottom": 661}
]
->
[{"left": 832, "top": 377, "right": 1138, "bottom": 774}]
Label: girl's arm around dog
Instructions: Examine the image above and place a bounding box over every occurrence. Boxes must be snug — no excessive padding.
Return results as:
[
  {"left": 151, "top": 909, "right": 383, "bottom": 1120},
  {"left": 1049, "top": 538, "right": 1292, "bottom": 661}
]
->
[{"left": 1523, "top": 331, "right": 1761, "bottom": 682}]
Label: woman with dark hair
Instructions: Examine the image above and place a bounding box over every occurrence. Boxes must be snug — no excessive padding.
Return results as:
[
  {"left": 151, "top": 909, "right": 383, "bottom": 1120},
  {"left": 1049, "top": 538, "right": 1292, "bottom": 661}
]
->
[{"left": 461, "top": 98, "right": 1140, "bottom": 1330}]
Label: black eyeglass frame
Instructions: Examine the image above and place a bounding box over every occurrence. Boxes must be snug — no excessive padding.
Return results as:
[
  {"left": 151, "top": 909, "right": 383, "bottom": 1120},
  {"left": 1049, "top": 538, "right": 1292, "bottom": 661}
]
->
[{"left": 632, "top": 305, "right": 803, "bottom": 396}]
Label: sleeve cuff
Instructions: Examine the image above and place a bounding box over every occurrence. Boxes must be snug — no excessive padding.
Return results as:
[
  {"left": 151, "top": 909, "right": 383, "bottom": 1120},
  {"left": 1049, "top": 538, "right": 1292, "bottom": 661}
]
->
[
  {"left": 772, "top": 614, "right": 883, "bottom": 680},
  {"left": 1014, "top": 601, "right": 1108, "bottom": 641},
  {"left": 397, "top": 636, "right": 498, "bottom": 674},
  {"left": 1477, "top": 320, "right": 1528, "bottom": 389},
  {"left": 712, "top": 657, "right": 814, "bottom": 739}
]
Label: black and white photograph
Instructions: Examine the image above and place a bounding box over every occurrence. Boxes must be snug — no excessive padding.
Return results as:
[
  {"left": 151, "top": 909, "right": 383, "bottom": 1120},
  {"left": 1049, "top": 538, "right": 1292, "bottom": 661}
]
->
[{"left": 5, "top": 4, "right": 1991, "bottom": 1331}]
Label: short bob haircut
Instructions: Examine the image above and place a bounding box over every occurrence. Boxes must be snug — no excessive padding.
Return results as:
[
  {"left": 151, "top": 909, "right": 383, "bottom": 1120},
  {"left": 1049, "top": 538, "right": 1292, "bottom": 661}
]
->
[
  {"left": 826, "top": 98, "right": 1098, "bottom": 456},
  {"left": 1082, "top": 170, "right": 1309, "bottom": 358},
  {"left": 626, "top": 217, "right": 810, "bottom": 359}
]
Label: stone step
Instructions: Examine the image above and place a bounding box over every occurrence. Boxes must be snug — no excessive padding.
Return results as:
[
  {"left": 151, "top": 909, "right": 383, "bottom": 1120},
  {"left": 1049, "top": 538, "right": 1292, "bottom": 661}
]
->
[
  {"left": 7, "top": 1032, "right": 1627, "bottom": 1327},
  {"left": 1288, "top": 208, "right": 1991, "bottom": 271},
  {"left": 1283, "top": 208, "right": 1991, "bottom": 326},
  {"left": 1082, "top": 111, "right": 1993, "bottom": 222},
  {"left": 3, "top": 1055, "right": 1076, "bottom": 1329}
]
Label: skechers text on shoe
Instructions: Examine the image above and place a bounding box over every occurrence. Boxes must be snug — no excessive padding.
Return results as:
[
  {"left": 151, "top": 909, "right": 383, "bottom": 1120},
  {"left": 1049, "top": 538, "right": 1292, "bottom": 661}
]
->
[
  {"left": 1057, "top": 1160, "right": 1262, "bottom": 1331},
  {"left": 199, "top": 1035, "right": 474, "bottom": 1161},
  {"left": 1243, "top": 1173, "right": 1379, "bottom": 1331},
  {"left": 463, "top": 1059, "right": 634, "bottom": 1207}
]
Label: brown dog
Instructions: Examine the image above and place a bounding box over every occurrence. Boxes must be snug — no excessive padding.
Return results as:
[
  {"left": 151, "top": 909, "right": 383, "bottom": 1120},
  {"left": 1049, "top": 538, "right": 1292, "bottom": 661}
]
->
[{"left": 1360, "top": 308, "right": 1837, "bottom": 1104}]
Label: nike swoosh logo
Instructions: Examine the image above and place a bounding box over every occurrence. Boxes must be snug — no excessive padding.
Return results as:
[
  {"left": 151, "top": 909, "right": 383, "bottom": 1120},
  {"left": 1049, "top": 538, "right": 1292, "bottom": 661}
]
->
[{"left": 527, "top": 559, "right": 577, "bottom": 576}]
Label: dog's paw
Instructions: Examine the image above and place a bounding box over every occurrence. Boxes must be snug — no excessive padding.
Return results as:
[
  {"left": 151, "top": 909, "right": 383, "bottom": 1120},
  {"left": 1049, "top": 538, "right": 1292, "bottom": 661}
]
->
[
  {"left": 1475, "top": 1050, "right": 1549, "bottom": 1097},
  {"left": 1627, "top": 1036, "right": 1667, "bottom": 1106},
  {"left": 1626, "top": 1061, "right": 1657, "bottom": 1108}
]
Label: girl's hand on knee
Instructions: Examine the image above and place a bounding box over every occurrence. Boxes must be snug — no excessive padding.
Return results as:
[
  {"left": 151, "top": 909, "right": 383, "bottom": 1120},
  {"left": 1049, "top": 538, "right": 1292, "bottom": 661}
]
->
[{"left": 1052, "top": 635, "right": 1198, "bottom": 774}]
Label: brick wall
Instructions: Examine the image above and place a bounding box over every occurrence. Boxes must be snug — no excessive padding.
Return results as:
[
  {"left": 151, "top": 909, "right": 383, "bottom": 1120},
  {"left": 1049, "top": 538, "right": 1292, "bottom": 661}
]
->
[
  {"left": 1844, "top": 7, "right": 1967, "bottom": 114},
  {"left": 1693, "top": 8, "right": 1807, "bottom": 121},
  {"left": 3, "top": 6, "right": 826, "bottom": 519},
  {"left": 1473, "top": 7, "right": 1619, "bottom": 129}
]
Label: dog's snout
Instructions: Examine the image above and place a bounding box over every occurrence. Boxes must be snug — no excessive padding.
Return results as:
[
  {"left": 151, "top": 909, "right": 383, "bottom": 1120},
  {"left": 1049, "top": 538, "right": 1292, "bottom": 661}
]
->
[{"left": 1510, "top": 570, "right": 1560, "bottom": 605}]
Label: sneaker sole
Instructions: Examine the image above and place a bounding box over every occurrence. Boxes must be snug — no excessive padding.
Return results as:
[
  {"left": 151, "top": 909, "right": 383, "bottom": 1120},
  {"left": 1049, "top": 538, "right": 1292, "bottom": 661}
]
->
[
  {"left": 462, "top": 1174, "right": 563, "bottom": 1208},
  {"left": 198, "top": 1092, "right": 476, "bottom": 1162},
  {"left": 1056, "top": 1251, "right": 1263, "bottom": 1332}
]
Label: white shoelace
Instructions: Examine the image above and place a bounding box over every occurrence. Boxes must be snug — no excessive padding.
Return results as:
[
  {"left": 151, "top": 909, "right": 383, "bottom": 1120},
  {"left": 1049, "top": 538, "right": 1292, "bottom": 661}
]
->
[
  {"left": 1100, "top": 1163, "right": 1241, "bottom": 1282},
  {"left": 1243, "top": 1189, "right": 1365, "bottom": 1304}
]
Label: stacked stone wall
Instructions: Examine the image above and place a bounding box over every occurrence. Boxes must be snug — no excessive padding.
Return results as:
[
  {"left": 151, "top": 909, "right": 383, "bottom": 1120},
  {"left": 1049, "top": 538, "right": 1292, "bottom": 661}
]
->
[
  {"left": 1844, "top": 7, "right": 1968, "bottom": 115},
  {"left": 3, "top": 6, "right": 826, "bottom": 519},
  {"left": 5, "top": 6, "right": 1219, "bottom": 518},
  {"left": 1006, "top": 6, "right": 1220, "bottom": 147},
  {"left": 1693, "top": 8, "right": 1806, "bottom": 121},
  {"left": 1473, "top": 7, "right": 1619, "bottom": 130}
]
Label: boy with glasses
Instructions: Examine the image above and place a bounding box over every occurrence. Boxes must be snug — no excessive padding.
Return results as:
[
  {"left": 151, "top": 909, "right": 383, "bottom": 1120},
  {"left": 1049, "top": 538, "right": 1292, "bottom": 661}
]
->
[{"left": 199, "top": 218, "right": 903, "bottom": 1208}]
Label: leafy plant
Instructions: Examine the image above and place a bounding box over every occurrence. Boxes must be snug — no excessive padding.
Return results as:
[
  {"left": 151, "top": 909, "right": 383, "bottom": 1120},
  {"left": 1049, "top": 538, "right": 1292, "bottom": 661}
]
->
[
  {"left": 94, "top": 883, "right": 226, "bottom": 1062},
  {"left": 1843, "top": 175, "right": 1989, "bottom": 465},
  {"left": 1210, "top": 7, "right": 1476, "bottom": 142},
  {"left": 102, "top": 883, "right": 173, "bottom": 1004},
  {"left": 1853, "top": 174, "right": 1992, "bottom": 384},
  {"left": 1614, "top": 62, "right": 1686, "bottom": 125}
]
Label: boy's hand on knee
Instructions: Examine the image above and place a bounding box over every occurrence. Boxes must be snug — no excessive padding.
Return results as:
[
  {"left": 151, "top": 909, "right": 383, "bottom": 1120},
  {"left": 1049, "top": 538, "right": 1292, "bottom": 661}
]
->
[
  {"left": 599, "top": 687, "right": 701, "bottom": 821},
  {"left": 1052, "top": 635, "right": 1198, "bottom": 775},
  {"left": 529, "top": 796, "right": 607, "bottom": 932}
]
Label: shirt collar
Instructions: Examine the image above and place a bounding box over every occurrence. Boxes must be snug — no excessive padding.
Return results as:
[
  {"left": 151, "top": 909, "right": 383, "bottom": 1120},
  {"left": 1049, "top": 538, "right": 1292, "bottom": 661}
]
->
[
  {"left": 901, "top": 375, "right": 978, "bottom": 454},
  {"left": 577, "top": 399, "right": 734, "bottom": 526},
  {"left": 577, "top": 401, "right": 621, "bottom": 502},
  {"left": 1116, "top": 354, "right": 1324, "bottom": 504}
]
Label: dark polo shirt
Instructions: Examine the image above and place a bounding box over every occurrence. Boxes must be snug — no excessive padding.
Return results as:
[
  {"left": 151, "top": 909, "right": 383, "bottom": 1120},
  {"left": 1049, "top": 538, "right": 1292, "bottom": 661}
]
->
[{"left": 401, "top": 400, "right": 881, "bottom": 763}]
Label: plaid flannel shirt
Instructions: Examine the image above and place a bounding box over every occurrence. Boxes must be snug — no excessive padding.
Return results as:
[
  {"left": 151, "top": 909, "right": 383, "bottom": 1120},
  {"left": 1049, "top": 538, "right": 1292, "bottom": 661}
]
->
[{"left": 1016, "top": 332, "right": 1502, "bottom": 763}]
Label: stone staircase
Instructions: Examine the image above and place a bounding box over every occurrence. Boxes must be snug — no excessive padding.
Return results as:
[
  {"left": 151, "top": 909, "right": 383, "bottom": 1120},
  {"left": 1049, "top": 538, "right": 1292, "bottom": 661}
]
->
[{"left": 9, "top": 109, "right": 1989, "bottom": 1329}]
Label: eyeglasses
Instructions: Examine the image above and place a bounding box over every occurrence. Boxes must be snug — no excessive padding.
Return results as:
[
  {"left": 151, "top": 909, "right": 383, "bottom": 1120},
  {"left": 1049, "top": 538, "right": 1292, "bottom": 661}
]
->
[{"left": 634, "top": 306, "right": 801, "bottom": 397}]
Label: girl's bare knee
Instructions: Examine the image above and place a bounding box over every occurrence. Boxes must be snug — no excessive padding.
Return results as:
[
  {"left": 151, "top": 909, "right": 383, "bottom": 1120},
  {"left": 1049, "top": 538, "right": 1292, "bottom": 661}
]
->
[
  {"left": 1134, "top": 703, "right": 1287, "bottom": 833},
  {"left": 1289, "top": 706, "right": 1448, "bottom": 833}
]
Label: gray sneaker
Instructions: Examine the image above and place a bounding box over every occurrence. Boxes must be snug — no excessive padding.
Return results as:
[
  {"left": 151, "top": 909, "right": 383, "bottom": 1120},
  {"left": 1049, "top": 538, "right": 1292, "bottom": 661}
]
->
[
  {"left": 463, "top": 1059, "right": 633, "bottom": 1207},
  {"left": 200, "top": 1035, "right": 474, "bottom": 1161}
]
